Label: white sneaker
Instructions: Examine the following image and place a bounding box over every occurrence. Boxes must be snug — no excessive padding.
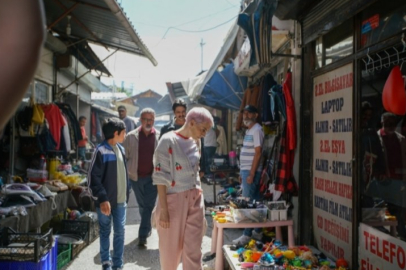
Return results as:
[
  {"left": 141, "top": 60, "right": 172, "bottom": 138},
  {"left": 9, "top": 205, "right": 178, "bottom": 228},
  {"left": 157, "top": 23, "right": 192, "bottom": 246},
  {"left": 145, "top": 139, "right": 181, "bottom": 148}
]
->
[
  {"left": 252, "top": 230, "right": 263, "bottom": 241},
  {"left": 232, "top": 234, "right": 251, "bottom": 246}
]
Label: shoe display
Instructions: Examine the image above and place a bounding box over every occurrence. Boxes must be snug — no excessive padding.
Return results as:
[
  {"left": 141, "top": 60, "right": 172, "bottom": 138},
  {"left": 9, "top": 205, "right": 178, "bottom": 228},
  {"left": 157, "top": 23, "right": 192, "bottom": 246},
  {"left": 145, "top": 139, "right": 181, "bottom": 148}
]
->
[
  {"left": 232, "top": 234, "right": 251, "bottom": 246},
  {"left": 252, "top": 230, "right": 263, "bottom": 241}
]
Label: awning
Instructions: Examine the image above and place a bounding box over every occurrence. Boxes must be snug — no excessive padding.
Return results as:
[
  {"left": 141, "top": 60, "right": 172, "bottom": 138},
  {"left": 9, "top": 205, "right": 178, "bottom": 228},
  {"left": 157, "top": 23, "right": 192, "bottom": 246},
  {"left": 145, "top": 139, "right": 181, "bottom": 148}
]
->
[
  {"left": 44, "top": 0, "right": 157, "bottom": 66},
  {"left": 91, "top": 103, "right": 118, "bottom": 117},
  {"left": 198, "top": 63, "right": 247, "bottom": 110}
]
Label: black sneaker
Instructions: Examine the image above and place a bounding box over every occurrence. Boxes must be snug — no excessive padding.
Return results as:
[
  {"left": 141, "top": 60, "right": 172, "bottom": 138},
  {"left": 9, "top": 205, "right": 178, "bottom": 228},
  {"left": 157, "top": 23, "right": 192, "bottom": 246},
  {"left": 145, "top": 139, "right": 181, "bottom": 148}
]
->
[
  {"left": 102, "top": 264, "right": 112, "bottom": 270},
  {"left": 138, "top": 238, "right": 147, "bottom": 246}
]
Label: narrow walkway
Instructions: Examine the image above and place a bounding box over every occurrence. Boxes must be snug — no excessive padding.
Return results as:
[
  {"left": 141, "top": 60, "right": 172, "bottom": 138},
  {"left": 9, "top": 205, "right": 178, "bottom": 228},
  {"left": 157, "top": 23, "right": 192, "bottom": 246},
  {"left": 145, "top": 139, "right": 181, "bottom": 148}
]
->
[{"left": 65, "top": 182, "right": 242, "bottom": 270}]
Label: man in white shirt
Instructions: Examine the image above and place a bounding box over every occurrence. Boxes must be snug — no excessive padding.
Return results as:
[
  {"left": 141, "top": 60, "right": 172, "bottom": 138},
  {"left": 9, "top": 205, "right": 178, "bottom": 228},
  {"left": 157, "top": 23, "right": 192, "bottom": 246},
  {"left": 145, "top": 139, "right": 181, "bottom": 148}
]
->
[{"left": 233, "top": 105, "right": 264, "bottom": 246}]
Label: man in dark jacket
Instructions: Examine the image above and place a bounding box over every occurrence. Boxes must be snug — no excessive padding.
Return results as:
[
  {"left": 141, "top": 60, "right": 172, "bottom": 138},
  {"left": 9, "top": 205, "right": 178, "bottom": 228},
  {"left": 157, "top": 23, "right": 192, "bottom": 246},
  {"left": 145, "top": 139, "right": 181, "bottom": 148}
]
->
[
  {"left": 88, "top": 118, "right": 129, "bottom": 270},
  {"left": 159, "top": 98, "right": 187, "bottom": 139}
]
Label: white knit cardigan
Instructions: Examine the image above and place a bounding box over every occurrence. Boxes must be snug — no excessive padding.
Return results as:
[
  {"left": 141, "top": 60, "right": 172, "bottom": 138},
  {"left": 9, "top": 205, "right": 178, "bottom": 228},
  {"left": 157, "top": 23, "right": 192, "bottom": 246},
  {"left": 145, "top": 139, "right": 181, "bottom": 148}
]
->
[{"left": 152, "top": 131, "right": 201, "bottom": 194}]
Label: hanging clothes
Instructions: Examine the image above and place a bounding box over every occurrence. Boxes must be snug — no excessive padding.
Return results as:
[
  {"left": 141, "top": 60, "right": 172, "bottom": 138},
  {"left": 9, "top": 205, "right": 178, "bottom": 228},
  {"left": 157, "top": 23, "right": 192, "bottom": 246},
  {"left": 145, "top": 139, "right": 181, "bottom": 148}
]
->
[
  {"left": 41, "top": 104, "right": 66, "bottom": 150},
  {"left": 269, "top": 85, "right": 286, "bottom": 122},
  {"left": 216, "top": 125, "right": 228, "bottom": 156},
  {"left": 236, "top": 84, "right": 262, "bottom": 131},
  {"left": 55, "top": 103, "right": 82, "bottom": 145},
  {"left": 282, "top": 72, "right": 297, "bottom": 150},
  {"left": 261, "top": 73, "right": 277, "bottom": 125},
  {"left": 275, "top": 123, "right": 298, "bottom": 195}
]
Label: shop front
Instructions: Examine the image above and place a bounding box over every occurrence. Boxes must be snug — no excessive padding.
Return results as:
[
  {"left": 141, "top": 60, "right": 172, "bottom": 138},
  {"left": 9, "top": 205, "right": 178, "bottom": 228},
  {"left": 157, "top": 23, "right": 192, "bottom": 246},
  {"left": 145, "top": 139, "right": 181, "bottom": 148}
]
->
[{"left": 300, "top": 0, "right": 406, "bottom": 268}]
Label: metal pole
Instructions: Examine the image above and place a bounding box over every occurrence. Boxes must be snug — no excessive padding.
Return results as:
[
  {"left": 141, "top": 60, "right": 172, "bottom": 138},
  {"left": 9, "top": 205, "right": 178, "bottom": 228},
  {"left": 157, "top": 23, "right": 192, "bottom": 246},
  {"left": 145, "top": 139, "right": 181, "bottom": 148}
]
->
[
  {"left": 200, "top": 38, "right": 205, "bottom": 72},
  {"left": 9, "top": 116, "right": 15, "bottom": 183}
]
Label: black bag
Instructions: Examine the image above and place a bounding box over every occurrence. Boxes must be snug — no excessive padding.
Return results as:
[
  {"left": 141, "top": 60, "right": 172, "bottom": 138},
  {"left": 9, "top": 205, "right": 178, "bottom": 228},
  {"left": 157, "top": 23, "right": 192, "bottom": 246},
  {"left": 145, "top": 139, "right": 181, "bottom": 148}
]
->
[
  {"left": 16, "top": 106, "right": 33, "bottom": 131},
  {"left": 36, "top": 124, "right": 57, "bottom": 154}
]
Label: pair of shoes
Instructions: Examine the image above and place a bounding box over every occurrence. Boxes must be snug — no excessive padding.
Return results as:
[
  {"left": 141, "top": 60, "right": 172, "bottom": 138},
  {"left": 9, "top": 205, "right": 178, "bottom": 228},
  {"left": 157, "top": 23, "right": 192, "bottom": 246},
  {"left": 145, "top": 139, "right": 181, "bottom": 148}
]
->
[
  {"left": 232, "top": 234, "right": 251, "bottom": 246},
  {"left": 102, "top": 263, "right": 112, "bottom": 270},
  {"left": 138, "top": 238, "right": 147, "bottom": 246},
  {"left": 252, "top": 230, "right": 263, "bottom": 241}
]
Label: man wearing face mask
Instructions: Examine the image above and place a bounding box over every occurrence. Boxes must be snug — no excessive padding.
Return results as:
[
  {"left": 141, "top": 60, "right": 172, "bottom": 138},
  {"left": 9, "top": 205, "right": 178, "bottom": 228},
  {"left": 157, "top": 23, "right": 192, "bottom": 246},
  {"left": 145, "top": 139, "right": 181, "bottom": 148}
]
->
[
  {"left": 123, "top": 108, "right": 160, "bottom": 247},
  {"left": 233, "top": 105, "right": 265, "bottom": 246},
  {"left": 377, "top": 112, "right": 406, "bottom": 240}
]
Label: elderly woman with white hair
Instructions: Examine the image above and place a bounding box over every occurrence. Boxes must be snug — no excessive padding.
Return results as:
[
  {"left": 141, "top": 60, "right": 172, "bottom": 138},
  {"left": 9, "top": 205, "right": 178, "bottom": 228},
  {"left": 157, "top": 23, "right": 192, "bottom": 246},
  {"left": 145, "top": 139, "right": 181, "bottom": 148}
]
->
[{"left": 152, "top": 107, "right": 213, "bottom": 270}]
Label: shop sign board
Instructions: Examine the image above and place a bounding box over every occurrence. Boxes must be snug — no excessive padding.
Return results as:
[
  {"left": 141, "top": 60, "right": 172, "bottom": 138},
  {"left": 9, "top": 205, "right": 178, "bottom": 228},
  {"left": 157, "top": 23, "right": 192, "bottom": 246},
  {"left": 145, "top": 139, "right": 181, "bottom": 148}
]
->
[
  {"left": 359, "top": 223, "right": 406, "bottom": 270},
  {"left": 313, "top": 63, "right": 354, "bottom": 266}
]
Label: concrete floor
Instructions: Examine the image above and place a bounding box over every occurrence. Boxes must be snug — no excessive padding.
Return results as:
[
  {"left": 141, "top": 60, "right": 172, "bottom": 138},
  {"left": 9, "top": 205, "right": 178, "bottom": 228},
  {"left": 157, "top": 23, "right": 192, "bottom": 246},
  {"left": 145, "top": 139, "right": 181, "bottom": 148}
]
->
[{"left": 65, "top": 182, "right": 243, "bottom": 270}]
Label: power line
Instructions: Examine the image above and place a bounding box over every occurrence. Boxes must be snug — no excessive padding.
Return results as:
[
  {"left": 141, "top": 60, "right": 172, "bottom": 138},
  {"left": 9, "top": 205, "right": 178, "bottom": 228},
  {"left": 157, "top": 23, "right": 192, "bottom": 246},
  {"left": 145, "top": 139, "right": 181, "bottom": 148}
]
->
[{"left": 162, "top": 16, "right": 237, "bottom": 38}]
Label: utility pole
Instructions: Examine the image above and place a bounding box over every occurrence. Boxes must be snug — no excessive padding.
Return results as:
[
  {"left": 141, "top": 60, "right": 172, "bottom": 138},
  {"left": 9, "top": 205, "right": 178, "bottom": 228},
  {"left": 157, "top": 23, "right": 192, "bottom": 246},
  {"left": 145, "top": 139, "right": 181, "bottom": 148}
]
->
[{"left": 200, "top": 38, "right": 205, "bottom": 72}]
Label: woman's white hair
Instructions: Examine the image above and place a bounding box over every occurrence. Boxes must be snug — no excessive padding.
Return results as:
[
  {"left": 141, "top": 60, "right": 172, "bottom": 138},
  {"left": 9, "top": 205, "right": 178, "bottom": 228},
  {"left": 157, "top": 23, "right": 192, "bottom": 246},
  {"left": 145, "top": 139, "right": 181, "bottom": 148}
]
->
[{"left": 185, "top": 107, "right": 214, "bottom": 126}]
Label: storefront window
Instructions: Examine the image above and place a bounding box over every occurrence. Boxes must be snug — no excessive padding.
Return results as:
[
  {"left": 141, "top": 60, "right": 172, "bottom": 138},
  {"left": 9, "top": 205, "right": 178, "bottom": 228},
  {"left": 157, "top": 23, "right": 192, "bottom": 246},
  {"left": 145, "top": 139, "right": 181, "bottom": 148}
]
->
[
  {"left": 360, "top": 0, "right": 406, "bottom": 48},
  {"left": 34, "top": 81, "right": 49, "bottom": 104},
  {"left": 313, "top": 19, "right": 353, "bottom": 69},
  {"left": 360, "top": 54, "right": 406, "bottom": 241}
]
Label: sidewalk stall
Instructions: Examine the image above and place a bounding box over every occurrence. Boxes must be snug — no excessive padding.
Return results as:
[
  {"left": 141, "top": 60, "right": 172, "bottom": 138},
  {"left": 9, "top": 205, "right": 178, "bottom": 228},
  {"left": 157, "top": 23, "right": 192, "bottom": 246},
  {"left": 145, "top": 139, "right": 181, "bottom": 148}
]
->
[
  {"left": 295, "top": 0, "right": 406, "bottom": 268},
  {"left": 0, "top": 0, "right": 156, "bottom": 269}
]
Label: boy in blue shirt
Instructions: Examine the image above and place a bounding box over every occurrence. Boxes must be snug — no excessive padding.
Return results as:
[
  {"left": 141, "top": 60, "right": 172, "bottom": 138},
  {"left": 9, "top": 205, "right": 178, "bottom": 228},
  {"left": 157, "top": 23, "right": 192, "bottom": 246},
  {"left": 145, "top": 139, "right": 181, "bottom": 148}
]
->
[{"left": 88, "top": 118, "right": 129, "bottom": 270}]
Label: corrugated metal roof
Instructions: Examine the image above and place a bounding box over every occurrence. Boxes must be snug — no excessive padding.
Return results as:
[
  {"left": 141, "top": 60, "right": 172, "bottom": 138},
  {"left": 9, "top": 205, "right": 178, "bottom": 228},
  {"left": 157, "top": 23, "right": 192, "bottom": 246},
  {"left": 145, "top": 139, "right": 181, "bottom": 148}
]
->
[{"left": 44, "top": 0, "right": 157, "bottom": 66}]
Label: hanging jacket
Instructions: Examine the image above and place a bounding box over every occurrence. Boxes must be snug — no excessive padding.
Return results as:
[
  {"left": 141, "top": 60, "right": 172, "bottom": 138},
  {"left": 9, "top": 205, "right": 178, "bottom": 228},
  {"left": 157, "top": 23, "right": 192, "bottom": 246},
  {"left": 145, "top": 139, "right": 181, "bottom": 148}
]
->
[
  {"left": 282, "top": 72, "right": 297, "bottom": 150},
  {"left": 236, "top": 84, "right": 262, "bottom": 131}
]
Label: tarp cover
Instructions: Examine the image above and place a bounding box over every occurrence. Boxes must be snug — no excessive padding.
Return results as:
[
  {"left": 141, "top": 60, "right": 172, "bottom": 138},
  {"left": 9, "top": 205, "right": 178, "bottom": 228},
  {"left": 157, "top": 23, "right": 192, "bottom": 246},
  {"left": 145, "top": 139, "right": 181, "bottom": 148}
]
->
[{"left": 199, "top": 63, "right": 247, "bottom": 110}]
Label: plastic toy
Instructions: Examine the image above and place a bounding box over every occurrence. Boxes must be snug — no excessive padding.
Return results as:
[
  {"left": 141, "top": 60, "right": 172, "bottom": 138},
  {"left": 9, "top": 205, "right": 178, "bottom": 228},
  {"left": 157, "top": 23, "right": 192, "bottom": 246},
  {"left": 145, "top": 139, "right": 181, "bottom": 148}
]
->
[
  {"left": 258, "top": 252, "right": 274, "bottom": 266},
  {"left": 243, "top": 250, "right": 254, "bottom": 262},
  {"left": 252, "top": 251, "right": 262, "bottom": 262},
  {"left": 335, "top": 258, "right": 349, "bottom": 268},
  {"left": 283, "top": 250, "right": 296, "bottom": 260},
  {"left": 241, "top": 262, "right": 255, "bottom": 269}
]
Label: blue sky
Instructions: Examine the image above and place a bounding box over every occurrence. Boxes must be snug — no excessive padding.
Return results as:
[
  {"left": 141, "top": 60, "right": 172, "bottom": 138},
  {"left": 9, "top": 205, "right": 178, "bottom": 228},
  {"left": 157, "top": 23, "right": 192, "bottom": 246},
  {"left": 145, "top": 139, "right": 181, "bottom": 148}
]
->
[{"left": 91, "top": 0, "right": 241, "bottom": 96}]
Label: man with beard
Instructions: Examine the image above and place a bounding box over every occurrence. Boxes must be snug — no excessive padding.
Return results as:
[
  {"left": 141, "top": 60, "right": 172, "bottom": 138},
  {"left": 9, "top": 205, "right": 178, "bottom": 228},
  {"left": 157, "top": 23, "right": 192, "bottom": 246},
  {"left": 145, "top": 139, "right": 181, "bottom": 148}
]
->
[
  {"left": 232, "top": 105, "right": 264, "bottom": 246},
  {"left": 123, "top": 108, "right": 160, "bottom": 247}
]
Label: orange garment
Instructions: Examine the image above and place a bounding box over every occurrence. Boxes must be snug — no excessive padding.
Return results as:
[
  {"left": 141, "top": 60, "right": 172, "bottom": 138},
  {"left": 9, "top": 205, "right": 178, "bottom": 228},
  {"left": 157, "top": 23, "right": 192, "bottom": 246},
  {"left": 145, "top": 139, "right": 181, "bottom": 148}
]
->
[
  {"left": 78, "top": 126, "right": 87, "bottom": 147},
  {"left": 236, "top": 85, "right": 262, "bottom": 131}
]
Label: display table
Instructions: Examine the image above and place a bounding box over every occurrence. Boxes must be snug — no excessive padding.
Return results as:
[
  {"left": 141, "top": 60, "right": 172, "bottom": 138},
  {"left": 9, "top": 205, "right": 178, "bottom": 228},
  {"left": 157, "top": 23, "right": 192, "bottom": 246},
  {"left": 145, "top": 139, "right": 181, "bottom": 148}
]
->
[
  {"left": 211, "top": 219, "right": 295, "bottom": 270},
  {"left": 0, "top": 191, "right": 77, "bottom": 232},
  {"left": 209, "top": 167, "right": 239, "bottom": 204}
]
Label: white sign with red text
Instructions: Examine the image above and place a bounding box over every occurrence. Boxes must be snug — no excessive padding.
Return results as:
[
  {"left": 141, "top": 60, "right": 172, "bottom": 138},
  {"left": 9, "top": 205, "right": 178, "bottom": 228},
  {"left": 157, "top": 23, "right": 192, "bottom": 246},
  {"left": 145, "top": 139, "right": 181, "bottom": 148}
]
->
[
  {"left": 359, "top": 223, "right": 406, "bottom": 270},
  {"left": 313, "top": 63, "right": 353, "bottom": 266}
]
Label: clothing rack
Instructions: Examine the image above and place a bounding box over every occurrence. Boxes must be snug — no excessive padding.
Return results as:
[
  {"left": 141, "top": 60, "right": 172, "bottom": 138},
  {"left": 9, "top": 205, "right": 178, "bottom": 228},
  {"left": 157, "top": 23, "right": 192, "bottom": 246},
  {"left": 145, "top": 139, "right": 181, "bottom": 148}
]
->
[{"left": 362, "top": 35, "right": 406, "bottom": 73}]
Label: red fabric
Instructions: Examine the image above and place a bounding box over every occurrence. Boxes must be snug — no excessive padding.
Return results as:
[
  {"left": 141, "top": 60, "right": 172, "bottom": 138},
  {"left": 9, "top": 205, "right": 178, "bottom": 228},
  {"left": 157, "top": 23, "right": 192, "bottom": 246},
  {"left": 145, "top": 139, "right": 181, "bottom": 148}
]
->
[
  {"left": 78, "top": 126, "right": 87, "bottom": 147},
  {"left": 138, "top": 127, "right": 156, "bottom": 177},
  {"left": 282, "top": 72, "right": 297, "bottom": 150},
  {"left": 41, "top": 104, "right": 65, "bottom": 150}
]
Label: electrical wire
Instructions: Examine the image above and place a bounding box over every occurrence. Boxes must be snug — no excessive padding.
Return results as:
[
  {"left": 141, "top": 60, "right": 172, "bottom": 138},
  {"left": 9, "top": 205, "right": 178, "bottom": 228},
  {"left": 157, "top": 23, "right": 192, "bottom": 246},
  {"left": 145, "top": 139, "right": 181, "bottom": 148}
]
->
[{"left": 162, "top": 15, "right": 237, "bottom": 38}]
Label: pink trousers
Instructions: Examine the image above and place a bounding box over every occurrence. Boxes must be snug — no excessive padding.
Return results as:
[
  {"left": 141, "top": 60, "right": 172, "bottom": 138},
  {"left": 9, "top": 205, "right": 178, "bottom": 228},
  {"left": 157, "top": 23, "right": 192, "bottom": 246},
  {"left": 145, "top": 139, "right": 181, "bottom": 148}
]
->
[{"left": 155, "top": 189, "right": 205, "bottom": 270}]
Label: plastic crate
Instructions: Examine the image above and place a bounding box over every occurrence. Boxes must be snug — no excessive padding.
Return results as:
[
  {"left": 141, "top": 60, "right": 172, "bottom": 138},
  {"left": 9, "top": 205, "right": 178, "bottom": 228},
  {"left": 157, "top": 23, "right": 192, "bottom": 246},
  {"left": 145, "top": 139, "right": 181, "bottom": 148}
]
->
[
  {"left": 0, "top": 228, "right": 53, "bottom": 262},
  {"left": 59, "top": 220, "right": 89, "bottom": 259},
  {"left": 267, "top": 201, "right": 288, "bottom": 221},
  {"left": 230, "top": 207, "right": 268, "bottom": 223},
  {"left": 27, "top": 169, "right": 48, "bottom": 183},
  {"left": 56, "top": 243, "right": 71, "bottom": 270},
  {"left": 0, "top": 238, "right": 57, "bottom": 270},
  {"left": 60, "top": 220, "right": 90, "bottom": 244}
]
